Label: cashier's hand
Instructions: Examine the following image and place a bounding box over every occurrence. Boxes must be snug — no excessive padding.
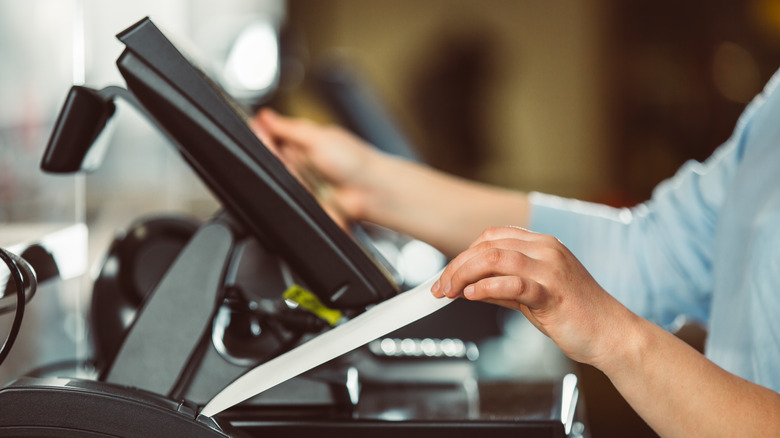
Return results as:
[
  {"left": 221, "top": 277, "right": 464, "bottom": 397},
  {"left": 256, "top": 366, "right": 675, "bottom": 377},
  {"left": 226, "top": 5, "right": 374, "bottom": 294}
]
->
[
  {"left": 250, "top": 109, "right": 380, "bottom": 228},
  {"left": 432, "top": 226, "right": 634, "bottom": 367}
]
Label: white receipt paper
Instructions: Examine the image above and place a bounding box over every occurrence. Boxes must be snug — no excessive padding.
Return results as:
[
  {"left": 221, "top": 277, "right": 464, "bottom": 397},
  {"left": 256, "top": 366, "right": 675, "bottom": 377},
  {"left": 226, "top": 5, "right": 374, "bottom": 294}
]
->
[{"left": 201, "top": 271, "right": 453, "bottom": 417}]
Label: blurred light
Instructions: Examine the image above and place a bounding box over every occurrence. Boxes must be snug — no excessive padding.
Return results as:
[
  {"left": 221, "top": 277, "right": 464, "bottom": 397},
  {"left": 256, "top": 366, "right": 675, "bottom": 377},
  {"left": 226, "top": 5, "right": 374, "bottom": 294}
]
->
[
  {"left": 399, "top": 240, "right": 446, "bottom": 286},
  {"left": 380, "top": 338, "right": 397, "bottom": 355},
  {"left": 376, "top": 408, "right": 409, "bottom": 421},
  {"left": 750, "top": 0, "right": 780, "bottom": 45},
  {"left": 40, "top": 223, "right": 87, "bottom": 281},
  {"left": 400, "top": 338, "right": 418, "bottom": 355},
  {"left": 346, "top": 366, "right": 360, "bottom": 405},
  {"left": 223, "top": 20, "right": 279, "bottom": 97},
  {"left": 133, "top": 224, "right": 148, "bottom": 240},
  {"left": 420, "top": 338, "right": 437, "bottom": 356},
  {"left": 250, "top": 319, "right": 261, "bottom": 336},
  {"left": 101, "top": 255, "right": 119, "bottom": 277},
  {"left": 712, "top": 41, "right": 761, "bottom": 103},
  {"left": 72, "top": 0, "right": 85, "bottom": 85},
  {"left": 441, "top": 338, "right": 457, "bottom": 357},
  {"left": 119, "top": 306, "right": 135, "bottom": 328},
  {"left": 465, "top": 342, "right": 479, "bottom": 361}
]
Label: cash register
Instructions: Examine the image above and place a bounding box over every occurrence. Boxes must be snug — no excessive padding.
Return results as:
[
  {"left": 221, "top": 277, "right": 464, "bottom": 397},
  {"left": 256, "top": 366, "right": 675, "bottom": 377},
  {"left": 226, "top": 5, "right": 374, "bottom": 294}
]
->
[{"left": 0, "top": 18, "right": 581, "bottom": 437}]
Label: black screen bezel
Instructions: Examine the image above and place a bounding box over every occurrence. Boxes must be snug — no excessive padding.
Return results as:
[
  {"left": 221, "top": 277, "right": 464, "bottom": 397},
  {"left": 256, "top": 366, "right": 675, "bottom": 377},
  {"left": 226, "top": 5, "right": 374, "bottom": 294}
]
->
[{"left": 114, "top": 17, "right": 398, "bottom": 308}]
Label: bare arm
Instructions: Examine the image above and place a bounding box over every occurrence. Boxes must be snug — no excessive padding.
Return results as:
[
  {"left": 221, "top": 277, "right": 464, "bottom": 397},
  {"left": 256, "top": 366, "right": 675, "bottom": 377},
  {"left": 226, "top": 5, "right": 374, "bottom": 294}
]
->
[
  {"left": 358, "top": 154, "right": 529, "bottom": 256},
  {"left": 606, "top": 316, "right": 780, "bottom": 437},
  {"left": 433, "top": 226, "right": 780, "bottom": 437},
  {"left": 252, "top": 109, "right": 530, "bottom": 257}
]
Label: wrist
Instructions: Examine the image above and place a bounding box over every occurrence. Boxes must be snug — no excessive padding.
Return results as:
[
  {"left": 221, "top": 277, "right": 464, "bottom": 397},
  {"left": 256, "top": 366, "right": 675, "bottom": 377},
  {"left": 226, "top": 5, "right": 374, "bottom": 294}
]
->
[
  {"left": 589, "top": 304, "right": 650, "bottom": 377},
  {"left": 352, "top": 152, "right": 406, "bottom": 223}
]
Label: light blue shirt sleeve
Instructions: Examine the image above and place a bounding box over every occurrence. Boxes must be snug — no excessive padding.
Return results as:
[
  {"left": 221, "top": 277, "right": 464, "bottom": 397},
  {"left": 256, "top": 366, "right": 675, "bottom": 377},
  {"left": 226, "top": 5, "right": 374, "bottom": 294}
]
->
[
  {"left": 528, "top": 105, "right": 757, "bottom": 328},
  {"left": 529, "top": 67, "right": 780, "bottom": 389}
]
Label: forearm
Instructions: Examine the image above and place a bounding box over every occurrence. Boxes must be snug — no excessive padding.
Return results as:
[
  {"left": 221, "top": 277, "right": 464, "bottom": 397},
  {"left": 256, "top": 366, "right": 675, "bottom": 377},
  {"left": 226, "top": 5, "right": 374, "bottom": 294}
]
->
[
  {"left": 252, "top": 109, "right": 530, "bottom": 255},
  {"left": 358, "top": 154, "right": 530, "bottom": 257},
  {"left": 601, "top": 314, "right": 780, "bottom": 437}
]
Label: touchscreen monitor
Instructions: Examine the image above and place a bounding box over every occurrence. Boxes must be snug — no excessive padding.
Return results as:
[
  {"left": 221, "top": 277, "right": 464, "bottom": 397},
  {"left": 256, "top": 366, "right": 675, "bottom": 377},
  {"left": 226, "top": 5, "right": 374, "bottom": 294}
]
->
[{"left": 114, "top": 18, "right": 398, "bottom": 309}]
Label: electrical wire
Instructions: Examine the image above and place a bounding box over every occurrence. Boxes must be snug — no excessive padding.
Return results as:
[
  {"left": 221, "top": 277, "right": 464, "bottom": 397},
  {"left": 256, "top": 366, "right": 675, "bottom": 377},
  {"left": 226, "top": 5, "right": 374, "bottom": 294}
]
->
[
  {"left": 0, "top": 249, "right": 37, "bottom": 313},
  {"left": 0, "top": 248, "right": 36, "bottom": 367}
]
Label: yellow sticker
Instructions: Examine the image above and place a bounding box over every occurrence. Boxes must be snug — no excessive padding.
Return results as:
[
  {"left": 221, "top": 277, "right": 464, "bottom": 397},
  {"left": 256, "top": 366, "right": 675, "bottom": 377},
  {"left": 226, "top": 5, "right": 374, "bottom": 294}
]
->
[{"left": 283, "top": 285, "right": 343, "bottom": 326}]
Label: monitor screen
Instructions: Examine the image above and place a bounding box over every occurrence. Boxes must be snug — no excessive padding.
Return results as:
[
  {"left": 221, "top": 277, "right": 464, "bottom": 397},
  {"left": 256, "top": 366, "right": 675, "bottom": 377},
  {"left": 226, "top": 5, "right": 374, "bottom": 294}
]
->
[{"left": 114, "top": 17, "right": 399, "bottom": 309}]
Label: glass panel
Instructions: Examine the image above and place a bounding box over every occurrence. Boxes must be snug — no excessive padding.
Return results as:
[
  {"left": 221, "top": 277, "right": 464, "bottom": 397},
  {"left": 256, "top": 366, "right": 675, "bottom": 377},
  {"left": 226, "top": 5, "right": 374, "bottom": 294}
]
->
[
  {"left": 0, "top": 0, "right": 285, "bottom": 386},
  {"left": 0, "top": 0, "right": 88, "bottom": 385}
]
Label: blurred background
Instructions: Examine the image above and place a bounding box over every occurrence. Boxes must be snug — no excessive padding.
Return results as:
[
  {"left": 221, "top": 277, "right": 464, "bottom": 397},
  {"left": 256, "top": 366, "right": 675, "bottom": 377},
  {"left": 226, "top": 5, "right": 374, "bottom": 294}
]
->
[{"left": 1, "top": 0, "right": 780, "bottom": 436}]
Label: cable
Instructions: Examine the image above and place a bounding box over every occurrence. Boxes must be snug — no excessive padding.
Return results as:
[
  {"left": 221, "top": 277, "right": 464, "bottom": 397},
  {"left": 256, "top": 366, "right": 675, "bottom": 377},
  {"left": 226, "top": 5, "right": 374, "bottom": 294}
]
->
[
  {"left": 0, "top": 248, "right": 36, "bottom": 367},
  {"left": 0, "top": 249, "right": 37, "bottom": 313}
]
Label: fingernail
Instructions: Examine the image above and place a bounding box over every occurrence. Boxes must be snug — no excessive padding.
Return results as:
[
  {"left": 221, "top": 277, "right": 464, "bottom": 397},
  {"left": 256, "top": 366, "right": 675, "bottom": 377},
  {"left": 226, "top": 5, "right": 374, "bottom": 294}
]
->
[
  {"left": 464, "top": 285, "right": 475, "bottom": 298},
  {"left": 443, "top": 282, "right": 452, "bottom": 296},
  {"left": 431, "top": 280, "right": 440, "bottom": 293}
]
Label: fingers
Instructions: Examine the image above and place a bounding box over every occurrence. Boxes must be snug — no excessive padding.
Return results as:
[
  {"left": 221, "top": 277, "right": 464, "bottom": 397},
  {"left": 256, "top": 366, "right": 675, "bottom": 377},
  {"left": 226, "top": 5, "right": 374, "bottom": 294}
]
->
[
  {"left": 253, "top": 108, "right": 319, "bottom": 149},
  {"left": 250, "top": 109, "right": 324, "bottom": 188},
  {"left": 464, "top": 276, "right": 547, "bottom": 309},
  {"left": 429, "top": 225, "right": 619, "bottom": 366},
  {"left": 431, "top": 226, "right": 563, "bottom": 309},
  {"left": 439, "top": 246, "right": 542, "bottom": 296},
  {"left": 248, "top": 109, "right": 374, "bottom": 228},
  {"left": 467, "top": 225, "right": 554, "bottom": 249},
  {"left": 248, "top": 117, "right": 283, "bottom": 159},
  {"left": 436, "top": 236, "right": 545, "bottom": 294}
]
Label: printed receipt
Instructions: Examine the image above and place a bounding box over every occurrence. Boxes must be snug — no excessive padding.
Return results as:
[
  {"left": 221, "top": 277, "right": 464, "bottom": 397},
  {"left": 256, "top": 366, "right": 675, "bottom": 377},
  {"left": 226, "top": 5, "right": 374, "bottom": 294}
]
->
[{"left": 200, "top": 272, "right": 453, "bottom": 417}]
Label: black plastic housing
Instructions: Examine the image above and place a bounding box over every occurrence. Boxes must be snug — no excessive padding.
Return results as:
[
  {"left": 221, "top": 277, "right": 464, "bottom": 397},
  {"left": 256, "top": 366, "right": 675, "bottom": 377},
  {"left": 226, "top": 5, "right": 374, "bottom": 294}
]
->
[
  {"left": 41, "top": 86, "right": 115, "bottom": 173},
  {"left": 0, "top": 378, "right": 231, "bottom": 437}
]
